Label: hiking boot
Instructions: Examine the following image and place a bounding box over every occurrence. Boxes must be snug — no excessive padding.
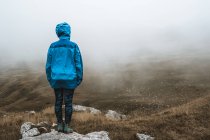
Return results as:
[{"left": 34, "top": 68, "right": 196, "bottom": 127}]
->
[
  {"left": 57, "top": 123, "right": 63, "bottom": 132},
  {"left": 63, "top": 123, "right": 73, "bottom": 133}
]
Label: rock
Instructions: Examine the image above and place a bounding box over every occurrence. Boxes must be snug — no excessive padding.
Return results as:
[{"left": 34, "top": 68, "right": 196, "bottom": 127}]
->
[
  {"left": 105, "top": 110, "right": 127, "bottom": 120},
  {"left": 21, "top": 129, "right": 110, "bottom": 140},
  {"left": 21, "top": 122, "right": 48, "bottom": 138},
  {"left": 89, "top": 107, "right": 101, "bottom": 115},
  {"left": 73, "top": 105, "right": 101, "bottom": 115},
  {"left": 20, "top": 122, "right": 36, "bottom": 134},
  {"left": 21, "top": 122, "right": 110, "bottom": 140},
  {"left": 22, "top": 128, "right": 40, "bottom": 138},
  {"left": 37, "top": 121, "right": 51, "bottom": 132},
  {"left": 28, "top": 111, "right": 36, "bottom": 115},
  {"left": 25, "top": 111, "right": 36, "bottom": 115},
  {"left": 38, "top": 127, "right": 48, "bottom": 133},
  {"left": 85, "top": 131, "right": 110, "bottom": 139},
  {"left": 37, "top": 121, "right": 49, "bottom": 127},
  {"left": 136, "top": 133, "right": 154, "bottom": 140},
  {"left": 73, "top": 105, "right": 88, "bottom": 112}
]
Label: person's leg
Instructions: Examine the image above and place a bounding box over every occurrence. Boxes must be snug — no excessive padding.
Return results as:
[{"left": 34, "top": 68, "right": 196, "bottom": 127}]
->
[
  {"left": 54, "top": 88, "right": 64, "bottom": 124},
  {"left": 63, "top": 88, "right": 74, "bottom": 124}
]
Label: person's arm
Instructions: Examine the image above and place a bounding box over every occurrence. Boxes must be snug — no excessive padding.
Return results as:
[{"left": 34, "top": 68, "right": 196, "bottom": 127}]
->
[
  {"left": 45, "top": 47, "right": 52, "bottom": 82},
  {"left": 75, "top": 44, "right": 83, "bottom": 86}
]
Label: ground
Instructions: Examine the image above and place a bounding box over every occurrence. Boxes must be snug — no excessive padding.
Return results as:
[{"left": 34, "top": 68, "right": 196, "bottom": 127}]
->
[{"left": 0, "top": 56, "right": 210, "bottom": 140}]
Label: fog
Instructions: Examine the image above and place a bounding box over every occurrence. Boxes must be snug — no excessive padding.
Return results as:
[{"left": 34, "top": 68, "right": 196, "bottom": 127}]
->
[{"left": 0, "top": 0, "right": 210, "bottom": 70}]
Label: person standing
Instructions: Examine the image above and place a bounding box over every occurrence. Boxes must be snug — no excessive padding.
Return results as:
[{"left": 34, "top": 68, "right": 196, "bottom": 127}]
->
[{"left": 45, "top": 22, "right": 83, "bottom": 133}]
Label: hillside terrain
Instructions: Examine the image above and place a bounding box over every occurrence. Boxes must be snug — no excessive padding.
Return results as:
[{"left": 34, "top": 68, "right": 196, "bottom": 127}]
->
[{"left": 0, "top": 57, "right": 210, "bottom": 139}]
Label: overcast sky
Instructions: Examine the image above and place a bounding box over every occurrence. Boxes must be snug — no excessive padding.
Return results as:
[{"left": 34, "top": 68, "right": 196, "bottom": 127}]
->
[{"left": 0, "top": 0, "right": 210, "bottom": 67}]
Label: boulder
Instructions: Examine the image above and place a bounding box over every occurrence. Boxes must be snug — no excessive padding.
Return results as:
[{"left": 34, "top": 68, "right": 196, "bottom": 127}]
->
[
  {"left": 21, "top": 129, "right": 110, "bottom": 140},
  {"left": 25, "top": 111, "right": 36, "bottom": 115},
  {"left": 73, "top": 105, "right": 101, "bottom": 115},
  {"left": 21, "top": 121, "right": 51, "bottom": 138},
  {"left": 73, "top": 105, "right": 87, "bottom": 112},
  {"left": 29, "top": 111, "right": 36, "bottom": 115},
  {"left": 22, "top": 128, "right": 40, "bottom": 138},
  {"left": 105, "top": 110, "right": 127, "bottom": 120},
  {"left": 20, "top": 122, "right": 36, "bottom": 135},
  {"left": 89, "top": 107, "right": 102, "bottom": 115},
  {"left": 20, "top": 122, "right": 110, "bottom": 140},
  {"left": 136, "top": 133, "right": 154, "bottom": 140},
  {"left": 85, "top": 131, "right": 110, "bottom": 139}
]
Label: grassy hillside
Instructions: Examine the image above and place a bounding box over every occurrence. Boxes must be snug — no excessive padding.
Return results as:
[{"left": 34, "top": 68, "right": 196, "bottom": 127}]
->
[
  {"left": 0, "top": 57, "right": 210, "bottom": 139},
  {"left": 0, "top": 93, "right": 210, "bottom": 140}
]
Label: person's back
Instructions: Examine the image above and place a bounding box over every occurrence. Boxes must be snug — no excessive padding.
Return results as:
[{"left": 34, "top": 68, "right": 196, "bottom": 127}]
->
[
  {"left": 46, "top": 22, "right": 83, "bottom": 89},
  {"left": 45, "top": 22, "right": 83, "bottom": 133}
]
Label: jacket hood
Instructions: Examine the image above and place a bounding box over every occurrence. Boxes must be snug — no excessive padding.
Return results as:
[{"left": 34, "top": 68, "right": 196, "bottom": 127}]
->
[{"left": 56, "top": 22, "right": 71, "bottom": 40}]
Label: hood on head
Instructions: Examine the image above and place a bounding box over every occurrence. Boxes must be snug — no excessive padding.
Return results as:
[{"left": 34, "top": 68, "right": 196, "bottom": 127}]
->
[{"left": 56, "top": 22, "right": 71, "bottom": 40}]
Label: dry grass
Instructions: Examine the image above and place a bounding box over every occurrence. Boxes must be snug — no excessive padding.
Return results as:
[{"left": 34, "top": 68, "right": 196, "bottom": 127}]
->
[
  {"left": 1, "top": 59, "right": 210, "bottom": 139},
  {"left": 0, "top": 93, "right": 210, "bottom": 140}
]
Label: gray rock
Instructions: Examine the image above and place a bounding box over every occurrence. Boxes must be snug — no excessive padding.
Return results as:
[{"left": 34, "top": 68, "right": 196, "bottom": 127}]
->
[
  {"left": 21, "top": 122, "right": 50, "bottom": 138},
  {"left": 25, "top": 111, "right": 36, "bottom": 115},
  {"left": 136, "top": 133, "right": 154, "bottom": 140},
  {"left": 20, "top": 122, "right": 36, "bottom": 134},
  {"left": 105, "top": 110, "right": 127, "bottom": 120},
  {"left": 89, "top": 107, "right": 102, "bottom": 115},
  {"left": 21, "top": 129, "right": 110, "bottom": 140},
  {"left": 73, "top": 105, "right": 101, "bottom": 115},
  {"left": 73, "top": 105, "right": 87, "bottom": 112},
  {"left": 29, "top": 111, "right": 36, "bottom": 115},
  {"left": 20, "top": 122, "right": 110, "bottom": 140},
  {"left": 86, "top": 131, "right": 110, "bottom": 139},
  {"left": 22, "top": 128, "right": 40, "bottom": 138}
]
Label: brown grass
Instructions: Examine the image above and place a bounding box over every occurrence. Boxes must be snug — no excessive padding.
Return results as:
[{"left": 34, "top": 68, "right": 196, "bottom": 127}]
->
[
  {"left": 1, "top": 59, "right": 210, "bottom": 139},
  {"left": 0, "top": 93, "right": 210, "bottom": 140}
]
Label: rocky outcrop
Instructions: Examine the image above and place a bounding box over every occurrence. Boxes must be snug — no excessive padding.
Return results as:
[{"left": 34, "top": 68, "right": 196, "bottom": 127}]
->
[
  {"left": 20, "top": 105, "right": 129, "bottom": 139},
  {"left": 73, "top": 105, "right": 101, "bottom": 115},
  {"left": 21, "top": 129, "right": 110, "bottom": 140},
  {"left": 105, "top": 110, "right": 127, "bottom": 121},
  {"left": 20, "top": 122, "right": 40, "bottom": 138},
  {"left": 20, "top": 122, "right": 110, "bottom": 140},
  {"left": 21, "top": 122, "right": 52, "bottom": 138},
  {"left": 136, "top": 133, "right": 154, "bottom": 140},
  {"left": 73, "top": 105, "right": 127, "bottom": 120},
  {"left": 25, "top": 111, "right": 36, "bottom": 115}
]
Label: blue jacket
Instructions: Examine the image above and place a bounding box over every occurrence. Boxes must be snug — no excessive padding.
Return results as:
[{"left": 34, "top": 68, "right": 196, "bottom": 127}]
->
[{"left": 46, "top": 22, "right": 83, "bottom": 89}]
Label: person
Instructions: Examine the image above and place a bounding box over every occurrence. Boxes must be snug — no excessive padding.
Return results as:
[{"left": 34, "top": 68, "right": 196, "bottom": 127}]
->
[{"left": 45, "top": 22, "right": 83, "bottom": 133}]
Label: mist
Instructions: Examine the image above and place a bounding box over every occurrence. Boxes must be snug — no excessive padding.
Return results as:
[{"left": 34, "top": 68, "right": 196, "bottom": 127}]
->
[
  {"left": 1, "top": 1, "right": 210, "bottom": 139},
  {"left": 0, "top": 0, "right": 210, "bottom": 71}
]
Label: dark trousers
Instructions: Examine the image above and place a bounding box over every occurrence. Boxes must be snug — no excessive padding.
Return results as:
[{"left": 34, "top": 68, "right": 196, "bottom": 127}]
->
[{"left": 54, "top": 88, "right": 74, "bottom": 124}]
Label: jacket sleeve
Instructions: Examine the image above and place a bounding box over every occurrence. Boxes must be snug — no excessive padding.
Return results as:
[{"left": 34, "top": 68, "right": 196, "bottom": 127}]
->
[
  {"left": 75, "top": 44, "right": 83, "bottom": 86},
  {"left": 45, "top": 47, "right": 52, "bottom": 82}
]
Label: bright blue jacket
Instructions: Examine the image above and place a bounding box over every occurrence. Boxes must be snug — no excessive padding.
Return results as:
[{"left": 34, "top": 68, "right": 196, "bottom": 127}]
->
[{"left": 45, "top": 22, "right": 83, "bottom": 89}]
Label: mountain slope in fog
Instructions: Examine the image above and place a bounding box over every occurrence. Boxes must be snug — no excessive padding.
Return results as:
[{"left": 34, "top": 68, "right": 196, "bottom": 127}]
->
[
  {"left": 0, "top": 55, "right": 210, "bottom": 116},
  {"left": 0, "top": 68, "right": 54, "bottom": 114}
]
